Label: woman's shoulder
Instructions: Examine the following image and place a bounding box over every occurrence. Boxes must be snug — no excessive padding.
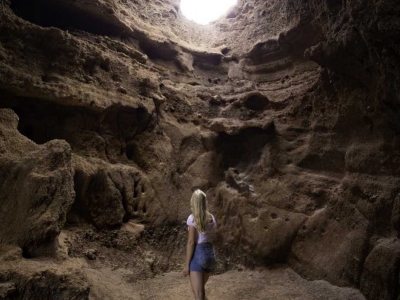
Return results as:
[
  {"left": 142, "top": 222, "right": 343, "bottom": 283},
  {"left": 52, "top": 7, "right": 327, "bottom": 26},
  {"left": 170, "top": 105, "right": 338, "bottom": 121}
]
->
[{"left": 187, "top": 214, "right": 195, "bottom": 226}]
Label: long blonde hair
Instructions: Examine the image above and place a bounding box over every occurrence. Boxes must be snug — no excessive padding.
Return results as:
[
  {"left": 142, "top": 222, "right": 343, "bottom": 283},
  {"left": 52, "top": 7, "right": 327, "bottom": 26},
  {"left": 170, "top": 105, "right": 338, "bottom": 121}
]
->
[{"left": 190, "top": 189, "right": 211, "bottom": 234}]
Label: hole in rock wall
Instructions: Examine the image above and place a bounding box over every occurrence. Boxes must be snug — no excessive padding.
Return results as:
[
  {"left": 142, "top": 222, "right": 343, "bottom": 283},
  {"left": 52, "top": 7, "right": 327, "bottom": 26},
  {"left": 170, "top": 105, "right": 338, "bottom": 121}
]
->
[
  {"left": 180, "top": 0, "right": 237, "bottom": 25},
  {"left": 68, "top": 170, "right": 93, "bottom": 224},
  {"left": 9, "top": 0, "right": 123, "bottom": 36},
  {"left": 21, "top": 247, "right": 33, "bottom": 259},
  {"left": 216, "top": 126, "right": 274, "bottom": 169},
  {"left": 244, "top": 93, "right": 269, "bottom": 111},
  {"left": 0, "top": 95, "right": 97, "bottom": 145},
  {"left": 0, "top": 91, "right": 151, "bottom": 148}
]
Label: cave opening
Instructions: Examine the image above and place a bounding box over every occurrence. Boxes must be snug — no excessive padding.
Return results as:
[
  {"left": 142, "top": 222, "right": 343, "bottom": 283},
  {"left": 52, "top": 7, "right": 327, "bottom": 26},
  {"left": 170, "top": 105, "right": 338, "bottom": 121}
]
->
[
  {"left": 243, "top": 93, "right": 270, "bottom": 111},
  {"left": 21, "top": 246, "right": 33, "bottom": 259},
  {"left": 216, "top": 126, "right": 275, "bottom": 170},
  {"left": 180, "top": 0, "right": 237, "bottom": 25},
  {"left": 0, "top": 90, "right": 152, "bottom": 151},
  {"left": 0, "top": 90, "right": 92, "bottom": 145},
  {"left": 9, "top": 0, "right": 123, "bottom": 36}
]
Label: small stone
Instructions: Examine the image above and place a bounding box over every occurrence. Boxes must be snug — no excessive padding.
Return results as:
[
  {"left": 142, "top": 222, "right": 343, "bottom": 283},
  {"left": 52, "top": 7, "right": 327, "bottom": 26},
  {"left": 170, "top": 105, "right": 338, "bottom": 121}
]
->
[
  {"left": 85, "top": 249, "right": 97, "bottom": 260},
  {"left": 209, "top": 95, "right": 222, "bottom": 105},
  {"left": 117, "top": 86, "right": 127, "bottom": 94}
]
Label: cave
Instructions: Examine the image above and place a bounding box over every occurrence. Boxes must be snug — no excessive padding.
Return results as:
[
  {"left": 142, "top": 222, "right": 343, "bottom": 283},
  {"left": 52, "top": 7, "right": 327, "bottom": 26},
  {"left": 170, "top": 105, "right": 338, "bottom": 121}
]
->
[{"left": 0, "top": 0, "right": 399, "bottom": 299}]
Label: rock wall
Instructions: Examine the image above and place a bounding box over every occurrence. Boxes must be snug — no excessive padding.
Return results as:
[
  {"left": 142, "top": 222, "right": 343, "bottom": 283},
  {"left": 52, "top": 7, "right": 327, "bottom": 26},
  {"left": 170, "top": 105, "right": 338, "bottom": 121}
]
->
[
  {"left": 0, "top": 109, "right": 74, "bottom": 257},
  {"left": 0, "top": 0, "right": 399, "bottom": 299}
]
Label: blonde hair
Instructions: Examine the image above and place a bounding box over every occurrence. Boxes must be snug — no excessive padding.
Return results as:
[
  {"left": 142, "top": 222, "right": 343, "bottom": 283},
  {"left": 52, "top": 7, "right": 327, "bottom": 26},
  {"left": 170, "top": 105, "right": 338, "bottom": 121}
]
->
[{"left": 190, "top": 189, "right": 211, "bottom": 234}]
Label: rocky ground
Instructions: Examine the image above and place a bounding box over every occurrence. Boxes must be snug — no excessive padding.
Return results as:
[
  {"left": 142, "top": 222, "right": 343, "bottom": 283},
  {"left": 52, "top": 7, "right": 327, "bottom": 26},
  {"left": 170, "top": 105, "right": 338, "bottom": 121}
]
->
[
  {"left": 88, "top": 266, "right": 366, "bottom": 300},
  {"left": 0, "top": 0, "right": 400, "bottom": 299}
]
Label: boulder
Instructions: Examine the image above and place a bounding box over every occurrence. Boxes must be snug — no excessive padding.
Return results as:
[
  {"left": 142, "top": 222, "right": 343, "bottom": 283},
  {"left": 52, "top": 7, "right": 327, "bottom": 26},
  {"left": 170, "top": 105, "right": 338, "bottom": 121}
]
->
[
  {"left": 360, "top": 239, "right": 400, "bottom": 300},
  {"left": 71, "top": 155, "right": 159, "bottom": 228},
  {"left": 214, "top": 183, "right": 306, "bottom": 262},
  {"left": 0, "top": 109, "right": 74, "bottom": 257},
  {"left": 289, "top": 198, "right": 369, "bottom": 287}
]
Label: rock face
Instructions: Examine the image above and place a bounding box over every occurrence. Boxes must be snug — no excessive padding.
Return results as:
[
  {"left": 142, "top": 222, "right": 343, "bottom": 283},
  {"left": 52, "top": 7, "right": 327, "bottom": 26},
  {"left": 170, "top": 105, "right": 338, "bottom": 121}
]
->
[
  {"left": 0, "top": 109, "right": 74, "bottom": 257},
  {"left": 0, "top": 0, "right": 399, "bottom": 299},
  {"left": 360, "top": 239, "right": 400, "bottom": 300}
]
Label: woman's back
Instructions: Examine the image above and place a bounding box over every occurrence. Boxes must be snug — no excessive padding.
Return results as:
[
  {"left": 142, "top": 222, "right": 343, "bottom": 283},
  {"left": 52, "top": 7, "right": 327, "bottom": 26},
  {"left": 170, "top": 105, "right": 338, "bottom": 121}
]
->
[{"left": 187, "top": 213, "right": 216, "bottom": 244}]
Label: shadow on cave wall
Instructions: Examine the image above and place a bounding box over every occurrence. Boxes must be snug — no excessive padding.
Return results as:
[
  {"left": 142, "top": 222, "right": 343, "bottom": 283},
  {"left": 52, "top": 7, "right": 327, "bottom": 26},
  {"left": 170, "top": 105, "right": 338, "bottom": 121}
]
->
[
  {"left": 215, "top": 125, "right": 275, "bottom": 171},
  {"left": 0, "top": 89, "right": 152, "bottom": 150},
  {"left": 9, "top": 0, "right": 124, "bottom": 36}
]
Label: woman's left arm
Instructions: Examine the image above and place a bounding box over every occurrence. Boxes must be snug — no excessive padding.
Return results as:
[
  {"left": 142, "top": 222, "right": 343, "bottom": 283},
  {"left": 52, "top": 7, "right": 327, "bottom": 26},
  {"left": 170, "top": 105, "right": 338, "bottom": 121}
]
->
[{"left": 183, "top": 226, "right": 196, "bottom": 276}]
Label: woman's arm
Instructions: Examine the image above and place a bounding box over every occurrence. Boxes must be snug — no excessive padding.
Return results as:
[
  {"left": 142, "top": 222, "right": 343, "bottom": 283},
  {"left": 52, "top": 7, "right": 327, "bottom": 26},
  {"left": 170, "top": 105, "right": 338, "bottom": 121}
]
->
[{"left": 183, "top": 226, "right": 196, "bottom": 276}]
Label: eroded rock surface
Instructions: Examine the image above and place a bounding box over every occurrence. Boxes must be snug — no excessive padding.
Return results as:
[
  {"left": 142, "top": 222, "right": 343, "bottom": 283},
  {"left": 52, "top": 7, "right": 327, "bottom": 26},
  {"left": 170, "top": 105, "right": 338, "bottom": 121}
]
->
[
  {"left": 0, "top": 109, "right": 74, "bottom": 257},
  {"left": 0, "top": 0, "right": 399, "bottom": 299}
]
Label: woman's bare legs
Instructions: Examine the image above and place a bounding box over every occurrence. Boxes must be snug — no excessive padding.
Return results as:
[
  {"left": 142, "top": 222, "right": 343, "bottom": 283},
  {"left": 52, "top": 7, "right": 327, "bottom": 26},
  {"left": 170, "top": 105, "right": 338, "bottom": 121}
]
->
[
  {"left": 190, "top": 272, "right": 211, "bottom": 300},
  {"left": 190, "top": 271, "right": 205, "bottom": 300},
  {"left": 203, "top": 273, "right": 211, "bottom": 300}
]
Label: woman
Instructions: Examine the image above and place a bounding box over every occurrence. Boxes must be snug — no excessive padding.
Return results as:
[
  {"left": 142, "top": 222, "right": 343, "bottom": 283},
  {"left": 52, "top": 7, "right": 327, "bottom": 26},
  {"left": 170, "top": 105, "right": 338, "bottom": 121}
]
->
[{"left": 182, "top": 189, "right": 217, "bottom": 300}]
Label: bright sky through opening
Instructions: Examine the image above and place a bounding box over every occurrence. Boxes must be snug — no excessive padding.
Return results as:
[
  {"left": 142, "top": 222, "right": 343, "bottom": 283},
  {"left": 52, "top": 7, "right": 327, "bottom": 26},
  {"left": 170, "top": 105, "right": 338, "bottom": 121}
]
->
[{"left": 180, "top": 0, "right": 237, "bottom": 25}]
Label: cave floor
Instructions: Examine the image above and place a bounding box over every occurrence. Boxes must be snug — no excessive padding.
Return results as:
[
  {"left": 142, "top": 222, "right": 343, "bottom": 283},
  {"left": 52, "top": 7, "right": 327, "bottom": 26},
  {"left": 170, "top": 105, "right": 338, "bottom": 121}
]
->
[{"left": 86, "top": 265, "right": 366, "bottom": 300}]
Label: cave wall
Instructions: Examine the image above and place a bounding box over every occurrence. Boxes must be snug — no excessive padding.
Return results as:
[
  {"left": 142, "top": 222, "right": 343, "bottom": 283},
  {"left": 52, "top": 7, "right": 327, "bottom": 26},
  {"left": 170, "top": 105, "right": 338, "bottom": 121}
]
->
[{"left": 0, "top": 0, "right": 400, "bottom": 299}]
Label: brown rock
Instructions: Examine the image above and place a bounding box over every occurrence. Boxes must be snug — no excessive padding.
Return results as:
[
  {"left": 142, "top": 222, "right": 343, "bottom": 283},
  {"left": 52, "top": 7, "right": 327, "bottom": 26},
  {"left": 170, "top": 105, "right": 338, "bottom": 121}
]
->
[
  {"left": 208, "top": 117, "right": 274, "bottom": 135},
  {"left": 0, "top": 0, "right": 399, "bottom": 297},
  {"left": 0, "top": 282, "right": 16, "bottom": 298},
  {"left": 360, "top": 239, "right": 400, "bottom": 300},
  {"left": 71, "top": 156, "right": 159, "bottom": 229},
  {"left": 0, "top": 109, "right": 74, "bottom": 257},
  {"left": 214, "top": 183, "right": 307, "bottom": 262},
  {"left": 289, "top": 198, "right": 369, "bottom": 286},
  {"left": 175, "top": 52, "right": 194, "bottom": 72}
]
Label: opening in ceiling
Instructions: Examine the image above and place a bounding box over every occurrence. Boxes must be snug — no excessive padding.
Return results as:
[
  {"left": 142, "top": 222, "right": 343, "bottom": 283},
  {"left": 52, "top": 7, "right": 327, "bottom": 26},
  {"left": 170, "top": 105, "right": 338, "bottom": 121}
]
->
[{"left": 180, "top": 0, "right": 237, "bottom": 25}]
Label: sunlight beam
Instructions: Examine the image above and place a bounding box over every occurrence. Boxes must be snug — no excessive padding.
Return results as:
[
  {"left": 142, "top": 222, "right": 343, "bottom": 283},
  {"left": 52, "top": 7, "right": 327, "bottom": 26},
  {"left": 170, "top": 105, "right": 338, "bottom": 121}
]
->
[{"left": 180, "top": 0, "right": 237, "bottom": 25}]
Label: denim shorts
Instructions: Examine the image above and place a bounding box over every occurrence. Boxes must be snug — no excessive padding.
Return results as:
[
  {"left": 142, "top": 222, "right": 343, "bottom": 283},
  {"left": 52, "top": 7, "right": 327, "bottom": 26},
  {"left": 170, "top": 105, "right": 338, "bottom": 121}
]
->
[{"left": 189, "top": 243, "right": 216, "bottom": 273}]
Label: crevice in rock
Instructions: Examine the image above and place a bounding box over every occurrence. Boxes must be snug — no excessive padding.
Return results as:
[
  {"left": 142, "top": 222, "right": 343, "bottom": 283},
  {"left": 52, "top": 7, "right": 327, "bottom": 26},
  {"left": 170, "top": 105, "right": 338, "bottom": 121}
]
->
[
  {"left": 66, "top": 174, "right": 90, "bottom": 229},
  {"left": 21, "top": 247, "right": 33, "bottom": 259},
  {"left": 139, "top": 40, "right": 179, "bottom": 61},
  {"left": 9, "top": 0, "right": 124, "bottom": 36},
  {"left": 243, "top": 92, "right": 269, "bottom": 111},
  {"left": 0, "top": 90, "right": 153, "bottom": 160},
  {"left": 0, "top": 90, "right": 94, "bottom": 144},
  {"left": 394, "top": 260, "right": 400, "bottom": 300},
  {"left": 215, "top": 126, "right": 275, "bottom": 170}
]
